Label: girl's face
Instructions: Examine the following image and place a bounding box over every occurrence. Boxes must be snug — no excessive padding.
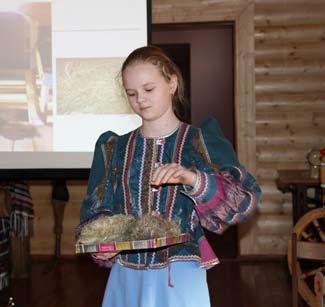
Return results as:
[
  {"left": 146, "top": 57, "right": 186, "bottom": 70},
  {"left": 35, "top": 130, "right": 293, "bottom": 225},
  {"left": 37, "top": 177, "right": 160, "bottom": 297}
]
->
[{"left": 122, "top": 62, "right": 177, "bottom": 123}]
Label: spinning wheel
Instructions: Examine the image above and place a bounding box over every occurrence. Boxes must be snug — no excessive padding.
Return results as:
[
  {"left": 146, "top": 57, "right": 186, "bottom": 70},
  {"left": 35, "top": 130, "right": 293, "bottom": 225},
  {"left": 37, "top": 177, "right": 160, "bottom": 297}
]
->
[
  {"left": 286, "top": 149, "right": 325, "bottom": 306},
  {"left": 288, "top": 208, "right": 325, "bottom": 306}
]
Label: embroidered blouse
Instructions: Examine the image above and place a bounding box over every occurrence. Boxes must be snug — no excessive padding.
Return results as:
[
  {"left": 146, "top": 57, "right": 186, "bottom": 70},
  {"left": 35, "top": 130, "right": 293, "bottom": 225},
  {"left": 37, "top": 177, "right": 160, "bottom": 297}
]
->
[{"left": 78, "top": 117, "right": 261, "bottom": 269}]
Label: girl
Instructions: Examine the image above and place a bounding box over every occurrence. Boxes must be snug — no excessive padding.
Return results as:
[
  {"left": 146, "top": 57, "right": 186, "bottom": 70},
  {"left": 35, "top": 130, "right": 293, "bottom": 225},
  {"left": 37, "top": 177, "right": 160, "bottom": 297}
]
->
[{"left": 77, "top": 46, "right": 261, "bottom": 307}]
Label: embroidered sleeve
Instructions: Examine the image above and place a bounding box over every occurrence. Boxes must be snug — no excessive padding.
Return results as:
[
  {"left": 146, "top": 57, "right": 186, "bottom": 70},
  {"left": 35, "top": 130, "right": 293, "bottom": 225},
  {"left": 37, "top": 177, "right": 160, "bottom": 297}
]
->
[
  {"left": 184, "top": 166, "right": 261, "bottom": 234},
  {"left": 77, "top": 131, "right": 120, "bottom": 266},
  {"left": 183, "top": 117, "right": 261, "bottom": 234},
  {"left": 80, "top": 131, "right": 118, "bottom": 223}
]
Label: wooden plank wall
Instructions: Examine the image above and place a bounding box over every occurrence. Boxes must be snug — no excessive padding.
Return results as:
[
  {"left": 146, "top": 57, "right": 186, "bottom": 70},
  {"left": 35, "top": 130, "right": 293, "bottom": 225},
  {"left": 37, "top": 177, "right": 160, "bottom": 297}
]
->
[
  {"left": 254, "top": 0, "right": 325, "bottom": 254},
  {"left": 27, "top": 0, "right": 325, "bottom": 255},
  {"left": 30, "top": 181, "right": 86, "bottom": 255}
]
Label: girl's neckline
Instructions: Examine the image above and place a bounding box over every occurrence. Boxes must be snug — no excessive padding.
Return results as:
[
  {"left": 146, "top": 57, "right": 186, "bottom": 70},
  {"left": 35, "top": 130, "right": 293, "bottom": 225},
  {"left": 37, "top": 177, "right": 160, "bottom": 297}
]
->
[{"left": 138, "top": 122, "right": 183, "bottom": 139}]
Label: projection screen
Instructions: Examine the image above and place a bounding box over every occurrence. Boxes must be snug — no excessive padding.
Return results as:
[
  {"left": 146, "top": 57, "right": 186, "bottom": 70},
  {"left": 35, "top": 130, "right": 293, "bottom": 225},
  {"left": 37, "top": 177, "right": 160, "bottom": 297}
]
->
[{"left": 0, "top": 0, "right": 149, "bottom": 172}]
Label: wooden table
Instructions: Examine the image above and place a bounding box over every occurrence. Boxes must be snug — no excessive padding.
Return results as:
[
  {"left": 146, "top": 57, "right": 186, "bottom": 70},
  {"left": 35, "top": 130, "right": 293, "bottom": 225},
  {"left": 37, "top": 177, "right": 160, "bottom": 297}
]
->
[{"left": 276, "top": 169, "right": 322, "bottom": 224}]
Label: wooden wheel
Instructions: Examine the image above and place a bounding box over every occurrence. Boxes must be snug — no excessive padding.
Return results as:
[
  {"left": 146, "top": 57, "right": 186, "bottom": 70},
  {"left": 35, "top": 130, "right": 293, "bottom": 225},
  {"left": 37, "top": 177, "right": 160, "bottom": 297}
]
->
[{"left": 288, "top": 208, "right": 325, "bottom": 306}]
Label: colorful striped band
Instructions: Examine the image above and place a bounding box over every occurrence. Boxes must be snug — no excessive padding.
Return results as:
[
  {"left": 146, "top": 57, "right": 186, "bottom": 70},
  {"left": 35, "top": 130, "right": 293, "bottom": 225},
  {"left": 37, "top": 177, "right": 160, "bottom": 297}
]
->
[{"left": 76, "top": 233, "right": 190, "bottom": 254}]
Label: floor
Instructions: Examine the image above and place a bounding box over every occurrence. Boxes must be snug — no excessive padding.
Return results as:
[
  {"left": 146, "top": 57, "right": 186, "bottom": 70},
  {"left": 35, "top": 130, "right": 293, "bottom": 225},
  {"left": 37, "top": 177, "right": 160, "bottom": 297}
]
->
[{"left": 0, "top": 256, "right": 296, "bottom": 307}]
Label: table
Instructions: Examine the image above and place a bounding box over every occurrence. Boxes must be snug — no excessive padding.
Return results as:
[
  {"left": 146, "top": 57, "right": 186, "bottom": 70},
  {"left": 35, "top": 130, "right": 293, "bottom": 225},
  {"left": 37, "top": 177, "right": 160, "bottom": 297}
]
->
[{"left": 276, "top": 169, "right": 323, "bottom": 224}]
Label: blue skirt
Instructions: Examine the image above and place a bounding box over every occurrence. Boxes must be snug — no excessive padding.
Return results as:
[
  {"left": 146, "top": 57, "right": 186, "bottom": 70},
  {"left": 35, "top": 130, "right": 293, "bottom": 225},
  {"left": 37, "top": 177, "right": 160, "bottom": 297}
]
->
[{"left": 102, "top": 261, "right": 211, "bottom": 307}]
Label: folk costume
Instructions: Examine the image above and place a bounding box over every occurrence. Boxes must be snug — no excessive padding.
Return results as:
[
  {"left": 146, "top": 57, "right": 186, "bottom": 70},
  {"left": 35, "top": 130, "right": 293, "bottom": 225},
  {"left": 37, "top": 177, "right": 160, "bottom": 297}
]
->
[{"left": 78, "top": 117, "right": 261, "bottom": 307}]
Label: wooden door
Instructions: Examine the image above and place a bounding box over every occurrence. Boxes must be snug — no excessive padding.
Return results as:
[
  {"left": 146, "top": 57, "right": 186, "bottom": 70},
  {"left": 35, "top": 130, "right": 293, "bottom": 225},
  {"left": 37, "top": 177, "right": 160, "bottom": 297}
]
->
[{"left": 152, "top": 23, "right": 237, "bottom": 258}]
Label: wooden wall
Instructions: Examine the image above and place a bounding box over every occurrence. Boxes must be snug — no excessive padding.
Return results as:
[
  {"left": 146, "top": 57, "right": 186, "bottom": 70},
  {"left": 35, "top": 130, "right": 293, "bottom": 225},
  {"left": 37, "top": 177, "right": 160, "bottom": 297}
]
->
[
  {"left": 254, "top": 0, "right": 325, "bottom": 254},
  {"left": 30, "top": 181, "right": 86, "bottom": 255},
  {"left": 27, "top": 0, "right": 325, "bottom": 255}
]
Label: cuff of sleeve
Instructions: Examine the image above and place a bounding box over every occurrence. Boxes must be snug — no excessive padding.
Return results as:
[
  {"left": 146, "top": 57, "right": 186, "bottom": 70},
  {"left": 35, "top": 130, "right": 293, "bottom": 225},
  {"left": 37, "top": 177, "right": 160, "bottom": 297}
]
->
[{"left": 182, "top": 171, "right": 217, "bottom": 204}]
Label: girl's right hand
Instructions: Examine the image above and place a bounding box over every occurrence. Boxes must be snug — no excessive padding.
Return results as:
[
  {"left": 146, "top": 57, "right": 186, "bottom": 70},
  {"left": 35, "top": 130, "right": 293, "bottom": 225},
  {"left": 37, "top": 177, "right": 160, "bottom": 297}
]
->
[{"left": 152, "top": 163, "right": 197, "bottom": 187}]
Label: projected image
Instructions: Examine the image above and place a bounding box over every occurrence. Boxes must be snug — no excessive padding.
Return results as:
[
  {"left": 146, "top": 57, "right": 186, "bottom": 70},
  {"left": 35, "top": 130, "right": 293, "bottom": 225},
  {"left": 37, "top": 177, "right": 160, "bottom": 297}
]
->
[
  {"left": 0, "top": 1, "right": 53, "bottom": 152},
  {"left": 0, "top": 0, "right": 147, "bottom": 168},
  {"left": 56, "top": 58, "right": 132, "bottom": 115}
]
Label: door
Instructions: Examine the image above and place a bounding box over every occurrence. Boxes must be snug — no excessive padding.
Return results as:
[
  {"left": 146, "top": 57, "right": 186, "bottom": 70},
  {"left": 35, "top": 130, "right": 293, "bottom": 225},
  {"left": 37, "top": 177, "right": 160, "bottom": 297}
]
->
[{"left": 152, "top": 22, "right": 237, "bottom": 258}]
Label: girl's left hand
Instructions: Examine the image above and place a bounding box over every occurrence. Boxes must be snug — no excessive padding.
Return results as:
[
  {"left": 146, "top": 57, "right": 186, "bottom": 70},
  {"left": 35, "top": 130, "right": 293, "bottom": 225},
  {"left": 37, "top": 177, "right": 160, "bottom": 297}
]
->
[{"left": 151, "top": 163, "right": 197, "bottom": 187}]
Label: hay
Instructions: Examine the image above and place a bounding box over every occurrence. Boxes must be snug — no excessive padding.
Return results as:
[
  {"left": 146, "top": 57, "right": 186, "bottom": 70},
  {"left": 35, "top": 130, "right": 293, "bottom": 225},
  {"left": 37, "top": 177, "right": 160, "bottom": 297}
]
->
[
  {"left": 130, "top": 215, "right": 180, "bottom": 240},
  {"left": 78, "top": 214, "right": 181, "bottom": 244},
  {"left": 78, "top": 215, "right": 135, "bottom": 244}
]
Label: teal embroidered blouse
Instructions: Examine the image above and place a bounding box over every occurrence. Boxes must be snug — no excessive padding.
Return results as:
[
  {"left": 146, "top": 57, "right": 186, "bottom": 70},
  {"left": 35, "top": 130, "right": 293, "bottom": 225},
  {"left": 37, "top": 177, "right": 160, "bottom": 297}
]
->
[{"left": 78, "top": 117, "right": 261, "bottom": 269}]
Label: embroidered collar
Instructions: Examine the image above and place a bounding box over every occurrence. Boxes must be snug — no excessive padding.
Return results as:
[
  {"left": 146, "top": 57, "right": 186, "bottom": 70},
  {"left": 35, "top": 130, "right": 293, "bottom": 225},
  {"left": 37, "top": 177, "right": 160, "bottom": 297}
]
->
[{"left": 138, "top": 122, "right": 182, "bottom": 140}]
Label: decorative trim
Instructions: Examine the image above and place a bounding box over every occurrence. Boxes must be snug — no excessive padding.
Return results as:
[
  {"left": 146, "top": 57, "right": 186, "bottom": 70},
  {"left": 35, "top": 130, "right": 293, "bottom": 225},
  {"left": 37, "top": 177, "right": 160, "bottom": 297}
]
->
[
  {"left": 164, "top": 123, "right": 189, "bottom": 220},
  {"left": 192, "top": 129, "right": 220, "bottom": 171},
  {"left": 137, "top": 137, "right": 147, "bottom": 216},
  {"left": 117, "top": 254, "right": 219, "bottom": 270},
  {"left": 122, "top": 131, "right": 137, "bottom": 215},
  {"left": 95, "top": 136, "right": 118, "bottom": 204},
  {"left": 154, "top": 140, "right": 165, "bottom": 212}
]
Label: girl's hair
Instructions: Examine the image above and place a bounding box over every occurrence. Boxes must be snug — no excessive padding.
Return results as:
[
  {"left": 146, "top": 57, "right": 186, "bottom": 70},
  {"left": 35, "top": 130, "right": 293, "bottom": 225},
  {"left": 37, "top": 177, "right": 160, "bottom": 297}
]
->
[{"left": 121, "top": 45, "right": 189, "bottom": 123}]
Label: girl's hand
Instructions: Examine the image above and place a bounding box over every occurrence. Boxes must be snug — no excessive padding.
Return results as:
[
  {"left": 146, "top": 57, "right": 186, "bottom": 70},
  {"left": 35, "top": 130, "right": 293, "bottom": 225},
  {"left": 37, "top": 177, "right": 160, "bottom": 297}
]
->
[
  {"left": 151, "top": 163, "right": 197, "bottom": 187},
  {"left": 91, "top": 252, "right": 118, "bottom": 260}
]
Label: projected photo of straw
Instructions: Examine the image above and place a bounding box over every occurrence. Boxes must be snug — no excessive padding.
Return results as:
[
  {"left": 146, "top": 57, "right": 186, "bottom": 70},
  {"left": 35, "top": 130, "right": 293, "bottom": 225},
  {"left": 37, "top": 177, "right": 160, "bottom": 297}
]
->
[{"left": 56, "top": 58, "right": 132, "bottom": 115}]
